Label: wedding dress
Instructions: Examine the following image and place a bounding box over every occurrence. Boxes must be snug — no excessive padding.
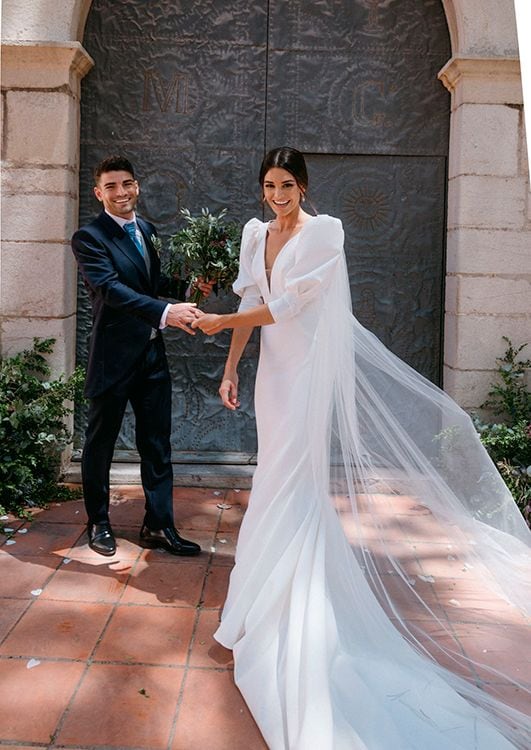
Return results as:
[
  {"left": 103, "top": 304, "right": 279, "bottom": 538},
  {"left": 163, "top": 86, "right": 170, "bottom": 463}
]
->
[{"left": 214, "top": 215, "right": 531, "bottom": 749}]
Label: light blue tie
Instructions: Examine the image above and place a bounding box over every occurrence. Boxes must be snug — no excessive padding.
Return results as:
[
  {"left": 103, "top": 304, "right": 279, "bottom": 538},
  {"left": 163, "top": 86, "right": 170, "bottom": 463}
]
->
[{"left": 123, "top": 221, "right": 144, "bottom": 257}]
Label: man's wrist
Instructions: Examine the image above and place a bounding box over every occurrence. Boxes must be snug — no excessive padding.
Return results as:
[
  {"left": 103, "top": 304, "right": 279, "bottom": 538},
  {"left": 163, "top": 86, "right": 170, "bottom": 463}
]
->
[{"left": 159, "top": 303, "right": 171, "bottom": 329}]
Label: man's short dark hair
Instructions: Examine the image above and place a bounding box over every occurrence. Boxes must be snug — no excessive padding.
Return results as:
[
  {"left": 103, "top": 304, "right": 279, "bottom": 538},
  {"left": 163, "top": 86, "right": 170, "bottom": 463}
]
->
[{"left": 94, "top": 155, "right": 135, "bottom": 183}]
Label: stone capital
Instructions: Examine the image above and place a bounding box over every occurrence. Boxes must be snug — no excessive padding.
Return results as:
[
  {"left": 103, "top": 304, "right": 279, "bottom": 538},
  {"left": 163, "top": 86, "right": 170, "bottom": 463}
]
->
[
  {"left": 1, "top": 41, "right": 94, "bottom": 93},
  {"left": 438, "top": 56, "right": 523, "bottom": 109}
]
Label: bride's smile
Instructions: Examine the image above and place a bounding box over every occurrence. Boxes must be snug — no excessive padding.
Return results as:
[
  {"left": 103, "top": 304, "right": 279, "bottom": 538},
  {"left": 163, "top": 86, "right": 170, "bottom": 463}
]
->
[{"left": 262, "top": 166, "right": 305, "bottom": 224}]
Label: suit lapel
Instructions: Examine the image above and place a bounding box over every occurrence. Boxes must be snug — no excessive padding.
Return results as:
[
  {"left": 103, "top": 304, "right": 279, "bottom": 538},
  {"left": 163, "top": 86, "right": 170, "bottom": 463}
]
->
[
  {"left": 95, "top": 211, "right": 150, "bottom": 283},
  {"left": 137, "top": 218, "right": 161, "bottom": 284},
  {"left": 114, "top": 233, "right": 151, "bottom": 282}
]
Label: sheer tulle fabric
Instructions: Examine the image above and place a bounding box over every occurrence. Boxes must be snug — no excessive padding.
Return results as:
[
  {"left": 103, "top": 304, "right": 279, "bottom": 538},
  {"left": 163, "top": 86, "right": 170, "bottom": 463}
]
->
[{"left": 215, "top": 216, "right": 531, "bottom": 749}]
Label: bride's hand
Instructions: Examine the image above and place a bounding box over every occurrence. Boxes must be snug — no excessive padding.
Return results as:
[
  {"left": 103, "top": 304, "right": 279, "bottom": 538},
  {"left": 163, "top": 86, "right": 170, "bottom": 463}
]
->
[
  {"left": 191, "top": 313, "right": 225, "bottom": 334},
  {"left": 219, "top": 376, "right": 239, "bottom": 410}
]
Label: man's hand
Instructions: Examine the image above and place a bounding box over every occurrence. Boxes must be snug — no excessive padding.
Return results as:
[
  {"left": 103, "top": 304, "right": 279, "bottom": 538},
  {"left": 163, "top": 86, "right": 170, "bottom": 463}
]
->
[
  {"left": 166, "top": 303, "right": 203, "bottom": 335},
  {"left": 219, "top": 375, "right": 240, "bottom": 410},
  {"left": 191, "top": 313, "right": 226, "bottom": 335}
]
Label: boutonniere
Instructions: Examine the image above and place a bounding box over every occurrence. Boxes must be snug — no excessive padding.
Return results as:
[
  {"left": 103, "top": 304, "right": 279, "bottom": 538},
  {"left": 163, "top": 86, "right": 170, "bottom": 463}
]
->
[{"left": 150, "top": 234, "right": 162, "bottom": 258}]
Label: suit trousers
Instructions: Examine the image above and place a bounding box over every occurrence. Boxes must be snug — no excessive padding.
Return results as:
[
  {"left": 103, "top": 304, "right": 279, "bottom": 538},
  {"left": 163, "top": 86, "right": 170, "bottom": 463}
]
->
[{"left": 82, "top": 335, "right": 174, "bottom": 528}]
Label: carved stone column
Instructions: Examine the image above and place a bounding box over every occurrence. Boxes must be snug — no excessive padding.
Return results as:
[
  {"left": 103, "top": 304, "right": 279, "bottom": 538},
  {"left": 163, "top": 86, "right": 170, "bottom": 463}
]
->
[
  {"left": 1, "top": 41, "right": 93, "bottom": 378},
  {"left": 438, "top": 57, "right": 531, "bottom": 408}
]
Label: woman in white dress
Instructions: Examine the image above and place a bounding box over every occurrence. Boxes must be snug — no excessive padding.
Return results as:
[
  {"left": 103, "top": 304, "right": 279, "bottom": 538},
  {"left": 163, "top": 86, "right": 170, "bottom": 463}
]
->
[{"left": 193, "top": 147, "right": 531, "bottom": 749}]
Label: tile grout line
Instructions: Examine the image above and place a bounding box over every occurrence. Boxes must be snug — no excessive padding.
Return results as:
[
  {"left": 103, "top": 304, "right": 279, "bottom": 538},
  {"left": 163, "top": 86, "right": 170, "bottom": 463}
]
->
[
  {"left": 0, "top": 598, "right": 34, "bottom": 649},
  {"left": 0, "top": 490, "right": 242, "bottom": 749},
  {"left": 0, "top": 521, "right": 89, "bottom": 748},
  {"left": 398, "top": 515, "right": 491, "bottom": 686},
  {"left": 397, "top": 520, "right": 527, "bottom": 689},
  {"left": 166, "top": 490, "right": 226, "bottom": 750},
  {"left": 0, "top": 653, "right": 236, "bottom": 671},
  {"left": 0, "top": 523, "right": 86, "bottom": 651},
  {"left": 46, "top": 542, "right": 144, "bottom": 747}
]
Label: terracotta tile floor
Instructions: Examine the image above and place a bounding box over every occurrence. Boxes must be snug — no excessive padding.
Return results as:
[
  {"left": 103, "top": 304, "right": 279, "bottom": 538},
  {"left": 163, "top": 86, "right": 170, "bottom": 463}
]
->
[{"left": 0, "top": 487, "right": 529, "bottom": 749}]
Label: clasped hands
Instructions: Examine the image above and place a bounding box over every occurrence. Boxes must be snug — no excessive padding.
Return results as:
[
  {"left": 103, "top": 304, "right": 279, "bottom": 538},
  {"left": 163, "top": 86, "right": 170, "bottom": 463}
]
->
[
  {"left": 166, "top": 303, "right": 205, "bottom": 335},
  {"left": 166, "top": 277, "right": 217, "bottom": 335},
  {"left": 166, "top": 305, "right": 225, "bottom": 336}
]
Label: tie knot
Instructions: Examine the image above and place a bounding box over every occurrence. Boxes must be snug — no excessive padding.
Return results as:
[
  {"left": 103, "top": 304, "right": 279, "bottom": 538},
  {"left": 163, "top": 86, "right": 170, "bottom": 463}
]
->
[{"left": 124, "top": 221, "right": 136, "bottom": 236}]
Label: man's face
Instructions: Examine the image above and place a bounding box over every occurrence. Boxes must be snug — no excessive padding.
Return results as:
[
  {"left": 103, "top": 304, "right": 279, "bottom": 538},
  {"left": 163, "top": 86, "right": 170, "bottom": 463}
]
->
[{"left": 94, "top": 170, "right": 139, "bottom": 218}]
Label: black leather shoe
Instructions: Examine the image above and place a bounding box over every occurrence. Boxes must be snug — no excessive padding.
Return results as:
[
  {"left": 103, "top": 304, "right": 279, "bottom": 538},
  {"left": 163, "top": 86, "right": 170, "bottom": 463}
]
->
[
  {"left": 140, "top": 524, "right": 201, "bottom": 556},
  {"left": 87, "top": 522, "right": 116, "bottom": 556}
]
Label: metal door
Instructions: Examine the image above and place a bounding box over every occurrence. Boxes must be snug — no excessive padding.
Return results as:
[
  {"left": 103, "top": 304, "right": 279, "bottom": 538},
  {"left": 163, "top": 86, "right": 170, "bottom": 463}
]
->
[{"left": 76, "top": 0, "right": 450, "bottom": 457}]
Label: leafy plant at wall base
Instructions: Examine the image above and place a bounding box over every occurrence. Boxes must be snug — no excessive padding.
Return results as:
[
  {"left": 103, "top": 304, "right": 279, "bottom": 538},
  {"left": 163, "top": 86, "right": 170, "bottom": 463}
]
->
[
  {"left": 473, "top": 338, "right": 531, "bottom": 525},
  {"left": 481, "top": 337, "right": 531, "bottom": 422},
  {"left": 0, "top": 338, "right": 85, "bottom": 520}
]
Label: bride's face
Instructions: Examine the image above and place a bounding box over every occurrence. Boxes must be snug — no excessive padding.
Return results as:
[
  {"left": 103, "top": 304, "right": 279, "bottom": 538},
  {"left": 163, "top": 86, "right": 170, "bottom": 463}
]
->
[{"left": 262, "top": 167, "right": 304, "bottom": 219}]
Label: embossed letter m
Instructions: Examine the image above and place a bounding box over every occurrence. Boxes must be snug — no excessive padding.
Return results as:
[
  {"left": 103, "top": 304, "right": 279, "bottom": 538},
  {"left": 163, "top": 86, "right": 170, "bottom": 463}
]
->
[{"left": 143, "top": 70, "right": 189, "bottom": 113}]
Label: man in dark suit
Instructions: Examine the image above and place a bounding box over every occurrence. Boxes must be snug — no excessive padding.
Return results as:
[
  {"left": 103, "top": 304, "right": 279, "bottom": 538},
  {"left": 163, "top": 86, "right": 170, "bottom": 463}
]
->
[{"left": 72, "top": 155, "right": 208, "bottom": 557}]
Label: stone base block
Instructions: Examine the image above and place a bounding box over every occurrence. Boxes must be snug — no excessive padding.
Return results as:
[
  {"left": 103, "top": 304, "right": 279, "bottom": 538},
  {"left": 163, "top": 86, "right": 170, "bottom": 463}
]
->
[
  {"left": 1, "top": 242, "right": 78, "bottom": 318},
  {"left": 443, "top": 365, "right": 496, "bottom": 411},
  {"left": 2, "top": 193, "right": 79, "bottom": 242},
  {"left": 4, "top": 90, "right": 79, "bottom": 166},
  {"left": 449, "top": 103, "right": 519, "bottom": 178},
  {"left": 446, "top": 275, "right": 531, "bottom": 315},
  {"left": 447, "top": 174, "right": 527, "bottom": 229},
  {"left": 1, "top": 314, "right": 77, "bottom": 378},
  {"left": 445, "top": 312, "right": 531, "bottom": 370},
  {"left": 446, "top": 227, "right": 531, "bottom": 274},
  {"left": 64, "top": 461, "right": 255, "bottom": 489},
  {"left": 2, "top": 166, "right": 77, "bottom": 196}
]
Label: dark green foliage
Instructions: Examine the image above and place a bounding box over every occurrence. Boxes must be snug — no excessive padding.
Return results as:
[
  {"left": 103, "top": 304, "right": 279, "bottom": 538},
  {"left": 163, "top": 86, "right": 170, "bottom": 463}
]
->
[
  {"left": 474, "top": 338, "right": 531, "bottom": 524},
  {"left": 0, "top": 338, "right": 85, "bottom": 518},
  {"left": 481, "top": 337, "right": 531, "bottom": 423},
  {"left": 165, "top": 207, "right": 242, "bottom": 303}
]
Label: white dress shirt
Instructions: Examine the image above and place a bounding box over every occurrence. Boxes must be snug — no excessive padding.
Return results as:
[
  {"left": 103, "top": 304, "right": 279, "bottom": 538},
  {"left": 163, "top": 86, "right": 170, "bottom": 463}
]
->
[{"left": 105, "top": 210, "right": 170, "bottom": 329}]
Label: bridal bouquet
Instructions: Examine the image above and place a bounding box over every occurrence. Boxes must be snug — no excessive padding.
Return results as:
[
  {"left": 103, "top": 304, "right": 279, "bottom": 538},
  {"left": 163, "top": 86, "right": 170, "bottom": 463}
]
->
[{"left": 166, "top": 207, "right": 242, "bottom": 304}]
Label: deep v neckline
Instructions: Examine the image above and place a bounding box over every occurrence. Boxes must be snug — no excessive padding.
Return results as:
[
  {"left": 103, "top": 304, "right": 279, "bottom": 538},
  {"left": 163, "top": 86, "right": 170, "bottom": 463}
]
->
[{"left": 263, "top": 224, "right": 300, "bottom": 292}]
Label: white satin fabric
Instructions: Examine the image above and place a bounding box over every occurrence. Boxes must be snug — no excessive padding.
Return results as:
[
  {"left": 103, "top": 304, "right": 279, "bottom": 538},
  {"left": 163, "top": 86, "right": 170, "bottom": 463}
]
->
[{"left": 214, "top": 216, "right": 531, "bottom": 749}]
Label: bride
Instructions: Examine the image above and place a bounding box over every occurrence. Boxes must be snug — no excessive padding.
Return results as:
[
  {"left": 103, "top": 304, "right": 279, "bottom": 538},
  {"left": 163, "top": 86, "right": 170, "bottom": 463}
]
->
[{"left": 192, "top": 147, "right": 531, "bottom": 749}]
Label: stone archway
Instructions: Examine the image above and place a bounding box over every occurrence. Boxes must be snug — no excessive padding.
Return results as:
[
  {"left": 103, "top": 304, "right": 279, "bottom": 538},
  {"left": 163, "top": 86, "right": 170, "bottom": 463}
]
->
[
  {"left": 75, "top": 0, "right": 451, "bottom": 457},
  {"left": 1, "top": 0, "right": 529, "bottom": 429}
]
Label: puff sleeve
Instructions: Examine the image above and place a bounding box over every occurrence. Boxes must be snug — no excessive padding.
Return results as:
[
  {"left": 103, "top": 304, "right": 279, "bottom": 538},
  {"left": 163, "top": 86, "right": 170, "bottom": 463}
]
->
[
  {"left": 232, "top": 218, "right": 263, "bottom": 312},
  {"left": 268, "top": 215, "right": 344, "bottom": 323}
]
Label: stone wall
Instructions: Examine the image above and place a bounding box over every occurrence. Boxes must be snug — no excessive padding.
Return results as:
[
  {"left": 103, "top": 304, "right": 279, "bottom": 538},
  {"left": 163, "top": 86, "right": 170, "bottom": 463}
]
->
[
  {"left": 1, "top": 0, "right": 530, "bottom": 414},
  {"left": 1, "top": 42, "right": 93, "bottom": 378},
  {"left": 439, "top": 57, "right": 531, "bottom": 409}
]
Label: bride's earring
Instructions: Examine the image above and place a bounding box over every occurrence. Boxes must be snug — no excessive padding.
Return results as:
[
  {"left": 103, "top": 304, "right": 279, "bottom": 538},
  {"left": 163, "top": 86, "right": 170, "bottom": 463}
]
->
[{"left": 300, "top": 192, "right": 306, "bottom": 203}]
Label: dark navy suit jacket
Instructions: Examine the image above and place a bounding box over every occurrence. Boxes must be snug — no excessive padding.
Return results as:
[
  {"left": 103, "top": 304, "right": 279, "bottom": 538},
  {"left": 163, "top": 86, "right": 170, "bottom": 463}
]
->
[{"left": 72, "top": 211, "right": 179, "bottom": 398}]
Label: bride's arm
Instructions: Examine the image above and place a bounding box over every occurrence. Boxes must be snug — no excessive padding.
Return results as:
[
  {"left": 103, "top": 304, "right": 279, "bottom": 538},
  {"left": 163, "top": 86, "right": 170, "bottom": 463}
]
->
[
  {"left": 194, "top": 217, "right": 345, "bottom": 337},
  {"left": 219, "top": 325, "right": 256, "bottom": 410},
  {"left": 191, "top": 303, "right": 274, "bottom": 335}
]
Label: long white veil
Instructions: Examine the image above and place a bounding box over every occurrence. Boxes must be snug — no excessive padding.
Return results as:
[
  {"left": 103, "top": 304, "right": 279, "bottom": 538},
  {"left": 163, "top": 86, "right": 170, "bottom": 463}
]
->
[{"left": 310, "top": 248, "right": 531, "bottom": 746}]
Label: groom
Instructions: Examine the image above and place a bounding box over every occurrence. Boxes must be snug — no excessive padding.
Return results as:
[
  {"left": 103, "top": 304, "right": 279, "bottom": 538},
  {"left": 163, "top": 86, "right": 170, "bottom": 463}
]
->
[{"left": 72, "top": 155, "right": 208, "bottom": 557}]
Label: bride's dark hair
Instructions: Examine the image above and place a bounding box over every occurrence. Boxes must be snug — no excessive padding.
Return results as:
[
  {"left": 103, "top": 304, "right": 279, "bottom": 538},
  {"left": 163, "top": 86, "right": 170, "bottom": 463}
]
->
[{"left": 259, "top": 146, "right": 309, "bottom": 192}]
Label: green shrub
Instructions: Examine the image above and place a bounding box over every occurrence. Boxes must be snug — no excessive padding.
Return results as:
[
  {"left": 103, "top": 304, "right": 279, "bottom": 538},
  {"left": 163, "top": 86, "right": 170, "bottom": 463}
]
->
[
  {"left": 473, "top": 338, "right": 531, "bottom": 525},
  {"left": 0, "top": 338, "right": 85, "bottom": 519},
  {"left": 481, "top": 337, "right": 531, "bottom": 422}
]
